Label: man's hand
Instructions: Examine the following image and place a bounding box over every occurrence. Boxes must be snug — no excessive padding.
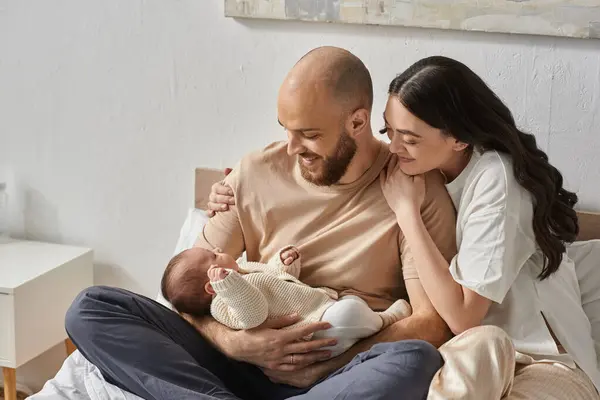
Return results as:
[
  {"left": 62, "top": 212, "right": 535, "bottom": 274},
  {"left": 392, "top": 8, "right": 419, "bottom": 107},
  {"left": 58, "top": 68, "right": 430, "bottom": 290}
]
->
[
  {"left": 192, "top": 314, "right": 338, "bottom": 371},
  {"left": 230, "top": 316, "right": 338, "bottom": 370},
  {"left": 261, "top": 341, "right": 362, "bottom": 388},
  {"left": 262, "top": 356, "right": 341, "bottom": 388}
]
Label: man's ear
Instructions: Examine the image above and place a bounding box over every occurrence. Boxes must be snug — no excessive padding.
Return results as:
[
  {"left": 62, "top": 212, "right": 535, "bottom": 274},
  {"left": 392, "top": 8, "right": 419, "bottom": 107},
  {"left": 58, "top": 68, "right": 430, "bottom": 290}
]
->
[
  {"left": 205, "top": 281, "right": 215, "bottom": 295},
  {"left": 346, "top": 108, "right": 370, "bottom": 138}
]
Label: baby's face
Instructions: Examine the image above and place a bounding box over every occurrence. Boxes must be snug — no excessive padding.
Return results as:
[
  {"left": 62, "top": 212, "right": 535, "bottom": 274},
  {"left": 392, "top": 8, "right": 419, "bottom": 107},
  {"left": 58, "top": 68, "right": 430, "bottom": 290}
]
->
[
  {"left": 180, "top": 248, "right": 238, "bottom": 297},
  {"left": 184, "top": 247, "right": 239, "bottom": 274}
]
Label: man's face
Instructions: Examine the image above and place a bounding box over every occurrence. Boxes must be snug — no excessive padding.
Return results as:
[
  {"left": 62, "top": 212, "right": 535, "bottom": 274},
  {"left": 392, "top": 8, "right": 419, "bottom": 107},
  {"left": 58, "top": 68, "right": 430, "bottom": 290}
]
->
[{"left": 277, "top": 87, "right": 357, "bottom": 186}]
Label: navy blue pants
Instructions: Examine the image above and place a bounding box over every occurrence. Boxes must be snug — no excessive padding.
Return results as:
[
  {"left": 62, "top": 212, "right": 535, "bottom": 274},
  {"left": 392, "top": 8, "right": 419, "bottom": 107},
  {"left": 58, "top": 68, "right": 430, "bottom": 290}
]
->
[{"left": 65, "top": 286, "right": 442, "bottom": 400}]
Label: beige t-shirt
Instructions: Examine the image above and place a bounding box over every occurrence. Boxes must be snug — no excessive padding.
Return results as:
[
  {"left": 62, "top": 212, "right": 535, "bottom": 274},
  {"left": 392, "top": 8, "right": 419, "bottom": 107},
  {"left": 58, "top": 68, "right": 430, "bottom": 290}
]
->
[{"left": 196, "top": 140, "right": 456, "bottom": 311}]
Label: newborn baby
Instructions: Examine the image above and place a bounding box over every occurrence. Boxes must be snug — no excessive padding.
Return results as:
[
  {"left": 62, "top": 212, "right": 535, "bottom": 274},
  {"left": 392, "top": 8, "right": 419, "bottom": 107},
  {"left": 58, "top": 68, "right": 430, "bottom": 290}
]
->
[{"left": 161, "top": 246, "right": 411, "bottom": 357}]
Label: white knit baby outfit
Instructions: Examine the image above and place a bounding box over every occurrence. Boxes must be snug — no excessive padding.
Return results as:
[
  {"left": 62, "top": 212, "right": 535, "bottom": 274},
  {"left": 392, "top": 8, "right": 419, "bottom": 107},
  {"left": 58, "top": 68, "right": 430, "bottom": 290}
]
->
[{"left": 210, "top": 246, "right": 411, "bottom": 357}]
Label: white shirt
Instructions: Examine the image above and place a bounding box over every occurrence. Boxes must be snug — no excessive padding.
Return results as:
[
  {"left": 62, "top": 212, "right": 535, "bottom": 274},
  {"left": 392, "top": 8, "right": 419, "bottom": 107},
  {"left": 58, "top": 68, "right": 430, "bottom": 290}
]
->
[{"left": 446, "top": 149, "right": 600, "bottom": 391}]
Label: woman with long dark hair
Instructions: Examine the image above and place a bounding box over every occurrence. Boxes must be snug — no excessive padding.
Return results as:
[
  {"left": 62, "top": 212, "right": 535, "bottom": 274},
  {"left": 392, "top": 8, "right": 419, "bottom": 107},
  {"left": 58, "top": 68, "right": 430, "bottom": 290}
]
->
[{"left": 380, "top": 56, "right": 599, "bottom": 399}]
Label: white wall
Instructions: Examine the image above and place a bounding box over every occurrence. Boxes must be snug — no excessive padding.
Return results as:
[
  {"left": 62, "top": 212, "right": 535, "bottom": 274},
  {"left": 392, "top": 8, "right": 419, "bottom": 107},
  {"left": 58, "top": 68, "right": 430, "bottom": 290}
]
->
[{"left": 1, "top": 0, "right": 599, "bottom": 392}]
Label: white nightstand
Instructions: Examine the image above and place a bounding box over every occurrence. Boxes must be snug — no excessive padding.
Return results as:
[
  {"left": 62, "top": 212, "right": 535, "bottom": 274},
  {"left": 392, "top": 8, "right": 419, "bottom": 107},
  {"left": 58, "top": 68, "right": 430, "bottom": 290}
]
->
[{"left": 0, "top": 240, "right": 93, "bottom": 400}]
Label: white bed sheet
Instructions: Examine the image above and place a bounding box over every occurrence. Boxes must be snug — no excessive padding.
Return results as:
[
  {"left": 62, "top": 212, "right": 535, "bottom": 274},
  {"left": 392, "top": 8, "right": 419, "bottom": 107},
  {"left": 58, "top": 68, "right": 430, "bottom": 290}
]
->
[{"left": 29, "top": 350, "right": 143, "bottom": 400}]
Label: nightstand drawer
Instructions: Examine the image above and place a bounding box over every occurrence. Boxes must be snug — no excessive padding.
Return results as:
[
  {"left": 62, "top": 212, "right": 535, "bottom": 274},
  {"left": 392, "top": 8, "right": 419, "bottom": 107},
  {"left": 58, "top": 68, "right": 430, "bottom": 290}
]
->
[{"left": 0, "top": 293, "right": 15, "bottom": 367}]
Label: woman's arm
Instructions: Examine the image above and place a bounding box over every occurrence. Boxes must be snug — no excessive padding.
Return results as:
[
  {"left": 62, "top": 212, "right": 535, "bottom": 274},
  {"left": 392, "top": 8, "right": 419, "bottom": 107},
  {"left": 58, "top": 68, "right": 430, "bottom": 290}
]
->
[
  {"left": 381, "top": 158, "right": 527, "bottom": 334},
  {"left": 399, "top": 214, "right": 491, "bottom": 334},
  {"left": 383, "top": 159, "right": 537, "bottom": 334},
  {"left": 395, "top": 170, "right": 489, "bottom": 335}
]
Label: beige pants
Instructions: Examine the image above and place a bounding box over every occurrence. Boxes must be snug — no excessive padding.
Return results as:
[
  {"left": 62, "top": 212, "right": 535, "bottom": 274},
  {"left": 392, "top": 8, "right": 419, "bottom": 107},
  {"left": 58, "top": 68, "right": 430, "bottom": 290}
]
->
[{"left": 428, "top": 326, "right": 599, "bottom": 400}]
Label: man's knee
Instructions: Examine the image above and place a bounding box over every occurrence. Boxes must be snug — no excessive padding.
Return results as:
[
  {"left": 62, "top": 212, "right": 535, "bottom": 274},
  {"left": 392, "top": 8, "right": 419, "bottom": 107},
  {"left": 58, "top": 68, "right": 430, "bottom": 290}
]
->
[
  {"left": 363, "top": 340, "right": 443, "bottom": 397},
  {"left": 376, "top": 340, "right": 443, "bottom": 374},
  {"left": 65, "top": 285, "right": 119, "bottom": 339}
]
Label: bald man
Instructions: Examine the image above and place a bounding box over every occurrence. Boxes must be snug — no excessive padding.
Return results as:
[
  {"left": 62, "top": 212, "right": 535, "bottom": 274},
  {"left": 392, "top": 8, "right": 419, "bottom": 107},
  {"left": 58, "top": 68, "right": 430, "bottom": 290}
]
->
[{"left": 65, "top": 47, "right": 457, "bottom": 400}]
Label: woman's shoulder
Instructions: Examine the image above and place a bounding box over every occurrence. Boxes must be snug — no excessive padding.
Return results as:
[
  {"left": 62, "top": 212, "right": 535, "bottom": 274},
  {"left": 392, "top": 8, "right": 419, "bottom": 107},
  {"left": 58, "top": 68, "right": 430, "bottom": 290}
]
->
[
  {"left": 470, "top": 150, "right": 521, "bottom": 190},
  {"left": 466, "top": 150, "right": 532, "bottom": 210},
  {"left": 465, "top": 150, "right": 507, "bottom": 189},
  {"left": 474, "top": 150, "right": 510, "bottom": 173}
]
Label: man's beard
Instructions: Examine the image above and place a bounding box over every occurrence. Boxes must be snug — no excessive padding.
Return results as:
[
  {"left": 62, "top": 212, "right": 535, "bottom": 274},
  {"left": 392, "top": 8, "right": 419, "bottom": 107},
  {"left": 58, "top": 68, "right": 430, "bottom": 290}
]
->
[{"left": 299, "top": 131, "right": 357, "bottom": 186}]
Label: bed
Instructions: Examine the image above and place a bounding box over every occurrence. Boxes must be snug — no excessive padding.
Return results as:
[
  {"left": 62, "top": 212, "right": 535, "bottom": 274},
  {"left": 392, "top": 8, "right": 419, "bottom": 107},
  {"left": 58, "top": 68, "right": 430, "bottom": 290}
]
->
[{"left": 30, "top": 168, "right": 600, "bottom": 399}]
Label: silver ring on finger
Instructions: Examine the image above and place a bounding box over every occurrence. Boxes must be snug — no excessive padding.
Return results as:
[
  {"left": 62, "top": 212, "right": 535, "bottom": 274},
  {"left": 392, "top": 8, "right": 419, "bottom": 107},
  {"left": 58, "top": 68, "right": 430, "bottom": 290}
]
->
[{"left": 289, "top": 354, "right": 295, "bottom": 365}]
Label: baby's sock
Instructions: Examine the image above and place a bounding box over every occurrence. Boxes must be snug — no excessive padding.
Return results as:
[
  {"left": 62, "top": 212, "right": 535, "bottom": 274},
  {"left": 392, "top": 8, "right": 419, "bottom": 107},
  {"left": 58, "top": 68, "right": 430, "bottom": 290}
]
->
[{"left": 378, "top": 299, "right": 412, "bottom": 327}]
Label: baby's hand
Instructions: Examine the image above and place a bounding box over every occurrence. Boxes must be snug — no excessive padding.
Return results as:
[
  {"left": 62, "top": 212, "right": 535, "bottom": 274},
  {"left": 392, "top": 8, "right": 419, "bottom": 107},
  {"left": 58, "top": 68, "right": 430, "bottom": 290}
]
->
[
  {"left": 208, "top": 266, "right": 229, "bottom": 282},
  {"left": 280, "top": 246, "right": 300, "bottom": 266}
]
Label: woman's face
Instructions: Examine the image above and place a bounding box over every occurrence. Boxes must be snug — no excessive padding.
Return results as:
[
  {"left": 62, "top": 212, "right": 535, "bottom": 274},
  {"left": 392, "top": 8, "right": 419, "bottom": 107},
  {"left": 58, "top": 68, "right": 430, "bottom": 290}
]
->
[{"left": 383, "top": 96, "right": 462, "bottom": 176}]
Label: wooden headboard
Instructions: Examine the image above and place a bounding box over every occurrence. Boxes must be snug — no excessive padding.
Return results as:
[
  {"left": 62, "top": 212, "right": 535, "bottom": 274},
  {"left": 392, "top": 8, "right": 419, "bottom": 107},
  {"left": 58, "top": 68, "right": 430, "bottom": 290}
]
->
[
  {"left": 194, "top": 168, "right": 600, "bottom": 241},
  {"left": 578, "top": 211, "right": 600, "bottom": 241},
  {"left": 195, "top": 168, "right": 225, "bottom": 210}
]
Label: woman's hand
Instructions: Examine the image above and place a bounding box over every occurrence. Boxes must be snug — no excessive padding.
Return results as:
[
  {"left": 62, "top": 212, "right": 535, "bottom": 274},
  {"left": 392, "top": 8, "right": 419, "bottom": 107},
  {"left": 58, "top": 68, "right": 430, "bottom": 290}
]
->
[
  {"left": 380, "top": 155, "right": 426, "bottom": 220},
  {"left": 207, "top": 168, "right": 235, "bottom": 217}
]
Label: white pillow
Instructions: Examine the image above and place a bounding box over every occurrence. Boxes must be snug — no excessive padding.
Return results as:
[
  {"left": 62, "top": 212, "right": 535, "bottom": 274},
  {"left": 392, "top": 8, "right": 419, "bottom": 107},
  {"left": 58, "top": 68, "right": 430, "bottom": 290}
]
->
[
  {"left": 568, "top": 240, "right": 600, "bottom": 368},
  {"left": 155, "top": 208, "right": 209, "bottom": 308}
]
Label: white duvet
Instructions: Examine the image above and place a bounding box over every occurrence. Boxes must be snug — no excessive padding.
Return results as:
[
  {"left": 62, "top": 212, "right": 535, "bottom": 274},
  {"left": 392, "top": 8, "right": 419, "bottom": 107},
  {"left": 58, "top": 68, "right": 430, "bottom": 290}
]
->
[
  {"left": 29, "top": 208, "right": 600, "bottom": 400},
  {"left": 29, "top": 350, "right": 143, "bottom": 400}
]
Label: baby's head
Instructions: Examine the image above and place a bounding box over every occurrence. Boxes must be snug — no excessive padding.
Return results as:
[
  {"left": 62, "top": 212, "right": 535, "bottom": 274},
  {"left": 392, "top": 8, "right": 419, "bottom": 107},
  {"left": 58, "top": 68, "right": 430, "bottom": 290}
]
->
[{"left": 161, "top": 247, "right": 238, "bottom": 318}]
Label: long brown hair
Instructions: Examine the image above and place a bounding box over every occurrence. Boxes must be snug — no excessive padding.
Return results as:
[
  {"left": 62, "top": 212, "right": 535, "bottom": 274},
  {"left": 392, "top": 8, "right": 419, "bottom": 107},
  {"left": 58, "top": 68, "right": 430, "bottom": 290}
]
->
[{"left": 387, "top": 56, "right": 578, "bottom": 279}]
